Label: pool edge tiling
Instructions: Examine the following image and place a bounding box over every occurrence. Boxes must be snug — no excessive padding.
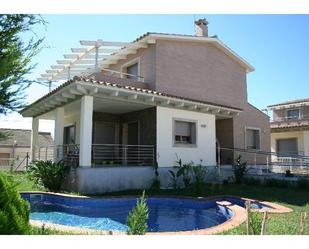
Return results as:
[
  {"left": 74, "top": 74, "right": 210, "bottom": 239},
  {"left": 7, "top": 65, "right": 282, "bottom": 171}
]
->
[{"left": 20, "top": 191, "right": 293, "bottom": 235}]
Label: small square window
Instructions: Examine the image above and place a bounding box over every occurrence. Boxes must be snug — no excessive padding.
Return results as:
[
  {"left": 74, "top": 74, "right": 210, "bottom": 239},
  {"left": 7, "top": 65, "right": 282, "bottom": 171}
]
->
[
  {"left": 174, "top": 120, "right": 196, "bottom": 146},
  {"left": 246, "top": 128, "right": 260, "bottom": 150},
  {"left": 126, "top": 63, "right": 138, "bottom": 80}
]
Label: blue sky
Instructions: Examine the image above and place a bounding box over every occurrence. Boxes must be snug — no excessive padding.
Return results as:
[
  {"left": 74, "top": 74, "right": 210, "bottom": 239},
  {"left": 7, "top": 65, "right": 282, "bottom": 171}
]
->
[{"left": 2, "top": 14, "right": 309, "bottom": 132}]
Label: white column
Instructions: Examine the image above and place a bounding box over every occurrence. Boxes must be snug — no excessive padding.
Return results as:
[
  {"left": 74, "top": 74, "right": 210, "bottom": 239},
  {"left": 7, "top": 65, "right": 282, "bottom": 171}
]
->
[
  {"left": 79, "top": 95, "right": 93, "bottom": 167},
  {"left": 53, "top": 107, "right": 64, "bottom": 162},
  {"left": 30, "top": 117, "right": 39, "bottom": 161},
  {"left": 303, "top": 130, "right": 309, "bottom": 156}
]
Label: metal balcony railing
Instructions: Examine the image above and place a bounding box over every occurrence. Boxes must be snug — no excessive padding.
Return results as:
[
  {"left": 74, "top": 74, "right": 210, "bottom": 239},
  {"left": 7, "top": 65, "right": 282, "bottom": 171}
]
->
[
  {"left": 92, "top": 144, "right": 155, "bottom": 166},
  {"left": 34, "top": 144, "right": 155, "bottom": 167}
]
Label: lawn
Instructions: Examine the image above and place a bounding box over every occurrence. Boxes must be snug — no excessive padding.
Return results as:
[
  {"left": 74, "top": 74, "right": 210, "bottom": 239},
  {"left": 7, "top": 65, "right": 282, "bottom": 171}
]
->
[{"left": 8, "top": 172, "right": 309, "bottom": 235}]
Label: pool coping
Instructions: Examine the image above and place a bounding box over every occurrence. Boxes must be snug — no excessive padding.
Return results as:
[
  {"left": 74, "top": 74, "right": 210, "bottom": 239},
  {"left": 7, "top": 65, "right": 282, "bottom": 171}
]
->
[{"left": 21, "top": 191, "right": 292, "bottom": 235}]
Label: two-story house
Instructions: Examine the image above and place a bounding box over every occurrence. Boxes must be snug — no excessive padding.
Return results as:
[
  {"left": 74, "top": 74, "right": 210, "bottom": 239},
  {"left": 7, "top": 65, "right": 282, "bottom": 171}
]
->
[
  {"left": 268, "top": 98, "right": 309, "bottom": 157},
  {"left": 20, "top": 19, "right": 270, "bottom": 193}
]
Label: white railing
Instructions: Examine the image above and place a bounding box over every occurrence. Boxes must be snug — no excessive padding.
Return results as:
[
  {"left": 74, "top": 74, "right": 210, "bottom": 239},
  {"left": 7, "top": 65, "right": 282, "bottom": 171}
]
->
[{"left": 217, "top": 147, "right": 309, "bottom": 176}]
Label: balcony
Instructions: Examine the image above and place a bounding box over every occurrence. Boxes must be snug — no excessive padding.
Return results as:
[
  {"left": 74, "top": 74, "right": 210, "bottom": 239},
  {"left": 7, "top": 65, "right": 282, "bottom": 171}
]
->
[
  {"left": 270, "top": 115, "right": 309, "bottom": 130},
  {"left": 86, "top": 69, "right": 149, "bottom": 89},
  {"left": 35, "top": 144, "right": 155, "bottom": 168}
]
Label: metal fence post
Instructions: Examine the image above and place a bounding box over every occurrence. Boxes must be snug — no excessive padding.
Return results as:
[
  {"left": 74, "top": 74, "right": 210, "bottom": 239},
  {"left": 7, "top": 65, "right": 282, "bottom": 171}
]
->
[
  {"left": 26, "top": 152, "right": 29, "bottom": 170},
  {"left": 217, "top": 145, "right": 221, "bottom": 177}
]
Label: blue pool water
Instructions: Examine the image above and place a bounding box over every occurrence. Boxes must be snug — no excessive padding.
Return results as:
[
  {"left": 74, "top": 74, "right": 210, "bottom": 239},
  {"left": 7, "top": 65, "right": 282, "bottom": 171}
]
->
[{"left": 21, "top": 194, "right": 233, "bottom": 232}]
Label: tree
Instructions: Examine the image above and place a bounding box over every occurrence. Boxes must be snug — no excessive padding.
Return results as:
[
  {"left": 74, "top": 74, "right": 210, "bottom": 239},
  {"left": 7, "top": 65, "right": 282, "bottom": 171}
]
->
[
  {"left": 126, "top": 191, "right": 149, "bottom": 235},
  {"left": 0, "top": 14, "right": 44, "bottom": 115}
]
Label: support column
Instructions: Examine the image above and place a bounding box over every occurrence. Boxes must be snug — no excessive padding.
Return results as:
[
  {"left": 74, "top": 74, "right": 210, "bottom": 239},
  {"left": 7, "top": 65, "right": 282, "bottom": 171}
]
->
[
  {"left": 54, "top": 107, "right": 64, "bottom": 162},
  {"left": 31, "top": 117, "right": 39, "bottom": 161},
  {"left": 303, "top": 130, "right": 309, "bottom": 156},
  {"left": 79, "top": 95, "right": 93, "bottom": 167}
]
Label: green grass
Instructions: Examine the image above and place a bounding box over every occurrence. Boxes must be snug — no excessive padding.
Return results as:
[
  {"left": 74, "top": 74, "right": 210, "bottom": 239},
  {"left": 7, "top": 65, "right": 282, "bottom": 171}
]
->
[
  {"left": 5, "top": 171, "right": 44, "bottom": 192},
  {"left": 6, "top": 172, "right": 309, "bottom": 235}
]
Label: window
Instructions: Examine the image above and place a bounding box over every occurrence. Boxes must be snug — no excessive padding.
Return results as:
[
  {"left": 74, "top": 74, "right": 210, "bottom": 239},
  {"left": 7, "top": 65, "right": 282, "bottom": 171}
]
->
[
  {"left": 174, "top": 120, "right": 196, "bottom": 146},
  {"left": 287, "top": 109, "right": 300, "bottom": 120},
  {"left": 276, "top": 138, "right": 298, "bottom": 155},
  {"left": 246, "top": 128, "right": 260, "bottom": 150},
  {"left": 126, "top": 63, "right": 138, "bottom": 80},
  {"left": 63, "top": 125, "right": 76, "bottom": 144}
]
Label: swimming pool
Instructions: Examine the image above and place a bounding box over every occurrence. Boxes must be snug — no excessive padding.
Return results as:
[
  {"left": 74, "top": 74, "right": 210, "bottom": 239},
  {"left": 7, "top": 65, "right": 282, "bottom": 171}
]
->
[{"left": 21, "top": 193, "right": 233, "bottom": 233}]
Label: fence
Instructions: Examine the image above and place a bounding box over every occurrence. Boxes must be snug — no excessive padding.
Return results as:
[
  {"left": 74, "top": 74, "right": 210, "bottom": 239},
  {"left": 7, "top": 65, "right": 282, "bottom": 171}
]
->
[
  {"left": 218, "top": 147, "right": 309, "bottom": 176},
  {"left": 0, "top": 152, "right": 30, "bottom": 172}
]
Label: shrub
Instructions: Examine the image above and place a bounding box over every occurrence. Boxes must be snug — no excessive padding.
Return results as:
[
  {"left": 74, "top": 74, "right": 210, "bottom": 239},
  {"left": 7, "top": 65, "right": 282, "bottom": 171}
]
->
[
  {"left": 150, "top": 161, "right": 160, "bottom": 191},
  {"left": 233, "top": 155, "right": 247, "bottom": 184},
  {"left": 243, "top": 177, "right": 262, "bottom": 186},
  {"left": 250, "top": 212, "right": 263, "bottom": 235},
  {"left": 297, "top": 178, "right": 309, "bottom": 189},
  {"left": 126, "top": 191, "right": 149, "bottom": 235},
  {"left": 175, "top": 159, "right": 193, "bottom": 188},
  {"left": 285, "top": 170, "right": 294, "bottom": 177},
  {"left": 0, "top": 171, "right": 30, "bottom": 234},
  {"left": 264, "top": 178, "right": 289, "bottom": 188},
  {"left": 192, "top": 164, "right": 207, "bottom": 194},
  {"left": 168, "top": 170, "right": 178, "bottom": 189},
  {"left": 27, "top": 160, "right": 68, "bottom": 192}
]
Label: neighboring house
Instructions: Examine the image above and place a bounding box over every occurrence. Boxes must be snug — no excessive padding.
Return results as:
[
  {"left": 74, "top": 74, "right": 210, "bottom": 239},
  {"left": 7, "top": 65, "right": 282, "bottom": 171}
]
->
[
  {"left": 20, "top": 19, "right": 270, "bottom": 193},
  {"left": 0, "top": 128, "right": 53, "bottom": 171},
  {"left": 268, "top": 98, "right": 309, "bottom": 157}
]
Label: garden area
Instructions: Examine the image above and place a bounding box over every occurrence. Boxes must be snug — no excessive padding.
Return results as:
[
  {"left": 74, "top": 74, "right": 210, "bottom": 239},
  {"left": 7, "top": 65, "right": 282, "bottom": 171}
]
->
[{"left": 1, "top": 165, "right": 308, "bottom": 235}]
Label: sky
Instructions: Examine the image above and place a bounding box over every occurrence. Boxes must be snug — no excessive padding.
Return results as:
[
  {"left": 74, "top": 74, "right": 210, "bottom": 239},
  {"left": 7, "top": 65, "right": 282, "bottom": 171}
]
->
[{"left": 1, "top": 14, "right": 309, "bottom": 136}]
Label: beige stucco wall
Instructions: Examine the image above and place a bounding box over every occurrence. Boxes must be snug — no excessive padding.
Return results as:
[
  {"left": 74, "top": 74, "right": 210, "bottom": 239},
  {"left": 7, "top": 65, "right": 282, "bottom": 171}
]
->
[{"left": 271, "top": 130, "right": 305, "bottom": 154}]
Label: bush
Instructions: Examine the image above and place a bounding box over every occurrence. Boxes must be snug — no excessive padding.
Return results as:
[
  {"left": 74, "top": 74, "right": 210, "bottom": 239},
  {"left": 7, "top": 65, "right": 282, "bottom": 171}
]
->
[
  {"left": 243, "top": 177, "right": 262, "bottom": 186},
  {"left": 27, "top": 160, "right": 68, "bottom": 192},
  {"left": 297, "top": 178, "right": 309, "bottom": 189},
  {"left": 150, "top": 161, "right": 160, "bottom": 191},
  {"left": 0, "top": 171, "right": 30, "bottom": 234},
  {"left": 168, "top": 170, "right": 178, "bottom": 189},
  {"left": 250, "top": 212, "right": 263, "bottom": 235},
  {"left": 192, "top": 164, "right": 207, "bottom": 194},
  {"left": 126, "top": 191, "right": 149, "bottom": 235},
  {"left": 233, "top": 155, "right": 247, "bottom": 184},
  {"left": 264, "top": 178, "right": 289, "bottom": 188}
]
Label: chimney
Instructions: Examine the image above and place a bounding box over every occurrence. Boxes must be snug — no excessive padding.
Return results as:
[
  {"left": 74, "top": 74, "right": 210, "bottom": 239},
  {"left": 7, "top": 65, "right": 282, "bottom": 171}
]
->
[{"left": 194, "top": 18, "right": 208, "bottom": 37}]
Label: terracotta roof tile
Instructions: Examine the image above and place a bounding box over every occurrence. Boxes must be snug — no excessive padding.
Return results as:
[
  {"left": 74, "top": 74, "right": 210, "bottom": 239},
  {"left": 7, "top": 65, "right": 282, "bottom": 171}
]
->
[{"left": 20, "top": 76, "right": 242, "bottom": 115}]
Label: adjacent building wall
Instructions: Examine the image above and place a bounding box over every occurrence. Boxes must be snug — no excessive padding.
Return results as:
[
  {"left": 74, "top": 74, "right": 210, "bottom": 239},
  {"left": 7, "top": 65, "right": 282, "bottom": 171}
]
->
[{"left": 156, "top": 106, "right": 216, "bottom": 167}]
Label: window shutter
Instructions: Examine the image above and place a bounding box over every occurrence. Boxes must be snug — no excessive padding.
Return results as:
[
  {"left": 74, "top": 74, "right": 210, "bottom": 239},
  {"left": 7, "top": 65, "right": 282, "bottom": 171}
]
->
[{"left": 175, "top": 121, "right": 191, "bottom": 136}]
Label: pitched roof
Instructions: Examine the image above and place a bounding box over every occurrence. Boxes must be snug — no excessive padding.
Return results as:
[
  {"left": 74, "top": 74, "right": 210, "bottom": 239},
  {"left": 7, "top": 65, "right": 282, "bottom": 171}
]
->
[
  {"left": 0, "top": 128, "right": 53, "bottom": 147},
  {"left": 268, "top": 98, "right": 309, "bottom": 108},
  {"left": 133, "top": 32, "right": 254, "bottom": 73},
  {"left": 20, "top": 76, "right": 243, "bottom": 117}
]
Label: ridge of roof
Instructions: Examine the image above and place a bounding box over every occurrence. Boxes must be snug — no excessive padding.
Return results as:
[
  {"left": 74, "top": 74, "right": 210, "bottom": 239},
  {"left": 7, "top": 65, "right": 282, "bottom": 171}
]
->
[{"left": 268, "top": 98, "right": 309, "bottom": 108}]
